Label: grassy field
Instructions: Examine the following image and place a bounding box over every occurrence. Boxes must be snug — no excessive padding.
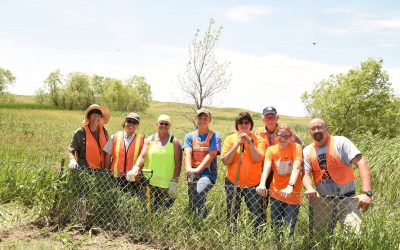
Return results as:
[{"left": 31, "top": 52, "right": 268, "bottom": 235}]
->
[{"left": 0, "top": 97, "right": 399, "bottom": 249}]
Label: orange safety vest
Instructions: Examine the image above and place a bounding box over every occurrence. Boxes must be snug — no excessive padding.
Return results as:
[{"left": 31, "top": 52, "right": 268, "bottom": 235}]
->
[
  {"left": 83, "top": 124, "right": 107, "bottom": 169},
  {"left": 254, "top": 127, "right": 278, "bottom": 148},
  {"left": 191, "top": 130, "right": 214, "bottom": 167},
  {"left": 308, "top": 136, "right": 355, "bottom": 185},
  {"left": 111, "top": 131, "right": 144, "bottom": 178}
]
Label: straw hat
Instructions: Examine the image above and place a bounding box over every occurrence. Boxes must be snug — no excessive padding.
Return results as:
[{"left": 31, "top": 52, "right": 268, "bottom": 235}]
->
[{"left": 84, "top": 104, "right": 110, "bottom": 124}]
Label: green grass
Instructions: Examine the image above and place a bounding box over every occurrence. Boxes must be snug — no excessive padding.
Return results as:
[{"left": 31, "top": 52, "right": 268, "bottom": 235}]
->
[{"left": 0, "top": 99, "right": 399, "bottom": 249}]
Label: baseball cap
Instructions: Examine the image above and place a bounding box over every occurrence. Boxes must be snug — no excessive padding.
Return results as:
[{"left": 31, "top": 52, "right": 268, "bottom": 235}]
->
[
  {"left": 262, "top": 106, "right": 277, "bottom": 116},
  {"left": 157, "top": 114, "right": 171, "bottom": 123},
  {"left": 126, "top": 112, "right": 140, "bottom": 122},
  {"left": 196, "top": 108, "right": 211, "bottom": 117}
]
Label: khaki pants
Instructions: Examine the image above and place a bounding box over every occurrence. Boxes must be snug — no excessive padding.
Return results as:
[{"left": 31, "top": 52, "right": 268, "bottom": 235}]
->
[{"left": 311, "top": 196, "right": 362, "bottom": 236}]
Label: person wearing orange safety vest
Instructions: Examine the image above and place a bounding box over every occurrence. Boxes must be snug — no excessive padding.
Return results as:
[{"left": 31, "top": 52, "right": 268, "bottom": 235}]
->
[
  {"left": 103, "top": 112, "right": 145, "bottom": 195},
  {"left": 68, "top": 104, "right": 110, "bottom": 171},
  {"left": 183, "top": 108, "right": 221, "bottom": 218},
  {"left": 302, "top": 118, "right": 373, "bottom": 240},
  {"left": 254, "top": 106, "right": 304, "bottom": 212}
]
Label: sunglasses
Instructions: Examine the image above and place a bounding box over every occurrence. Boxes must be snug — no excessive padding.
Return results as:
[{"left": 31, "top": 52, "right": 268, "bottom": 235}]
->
[
  {"left": 277, "top": 135, "right": 290, "bottom": 140},
  {"left": 126, "top": 119, "right": 139, "bottom": 125},
  {"left": 159, "top": 122, "right": 170, "bottom": 126},
  {"left": 238, "top": 120, "right": 251, "bottom": 125}
]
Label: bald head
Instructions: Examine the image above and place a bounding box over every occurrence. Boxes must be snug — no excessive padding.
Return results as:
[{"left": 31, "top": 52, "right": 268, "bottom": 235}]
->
[
  {"left": 308, "top": 118, "right": 329, "bottom": 144},
  {"left": 308, "top": 118, "right": 326, "bottom": 129}
]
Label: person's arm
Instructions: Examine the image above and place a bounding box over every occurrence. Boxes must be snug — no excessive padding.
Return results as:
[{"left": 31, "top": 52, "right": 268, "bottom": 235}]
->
[
  {"left": 67, "top": 130, "right": 81, "bottom": 170},
  {"left": 248, "top": 135, "right": 264, "bottom": 163},
  {"left": 352, "top": 154, "right": 373, "bottom": 211},
  {"left": 256, "top": 159, "right": 272, "bottom": 197},
  {"left": 172, "top": 138, "right": 182, "bottom": 180},
  {"left": 221, "top": 136, "right": 241, "bottom": 166},
  {"left": 192, "top": 150, "right": 218, "bottom": 174},
  {"left": 302, "top": 170, "right": 319, "bottom": 202},
  {"left": 133, "top": 137, "right": 151, "bottom": 169},
  {"left": 102, "top": 137, "right": 113, "bottom": 170},
  {"left": 280, "top": 159, "right": 302, "bottom": 197}
]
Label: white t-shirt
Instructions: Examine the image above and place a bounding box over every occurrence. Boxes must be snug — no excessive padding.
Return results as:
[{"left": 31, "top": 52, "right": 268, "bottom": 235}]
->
[{"left": 303, "top": 136, "right": 361, "bottom": 196}]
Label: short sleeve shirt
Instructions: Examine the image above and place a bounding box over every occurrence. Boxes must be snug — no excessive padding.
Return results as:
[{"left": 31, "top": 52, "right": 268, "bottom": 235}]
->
[
  {"left": 303, "top": 136, "right": 360, "bottom": 196},
  {"left": 183, "top": 131, "right": 222, "bottom": 181}
]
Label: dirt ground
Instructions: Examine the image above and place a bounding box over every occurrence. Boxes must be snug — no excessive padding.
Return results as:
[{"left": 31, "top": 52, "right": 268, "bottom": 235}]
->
[
  {"left": 0, "top": 224, "right": 157, "bottom": 250},
  {"left": 0, "top": 202, "right": 157, "bottom": 250}
]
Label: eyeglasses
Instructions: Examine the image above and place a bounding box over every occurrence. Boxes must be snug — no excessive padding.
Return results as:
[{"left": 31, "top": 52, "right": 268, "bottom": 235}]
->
[
  {"left": 277, "top": 135, "right": 290, "bottom": 140},
  {"left": 126, "top": 119, "right": 139, "bottom": 125},
  {"left": 309, "top": 126, "right": 324, "bottom": 132},
  {"left": 159, "top": 122, "right": 170, "bottom": 126},
  {"left": 238, "top": 120, "right": 251, "bottom": 125}
]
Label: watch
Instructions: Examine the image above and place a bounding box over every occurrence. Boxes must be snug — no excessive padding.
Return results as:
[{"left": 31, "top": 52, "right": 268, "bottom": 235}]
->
[
  {"left": 288, "top": 183, "right": 294, "bottom": 187},
  {"left": 248, "top": 138, "right": 254, "bottom": 144},
  {"left": 363, "top": 191, "right": 373, "bottom": 197}
]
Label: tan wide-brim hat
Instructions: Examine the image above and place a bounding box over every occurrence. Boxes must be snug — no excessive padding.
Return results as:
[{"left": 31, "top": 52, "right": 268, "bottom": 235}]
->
[{"left": 84, "top": 104, "right": 110, "bottom": 124}]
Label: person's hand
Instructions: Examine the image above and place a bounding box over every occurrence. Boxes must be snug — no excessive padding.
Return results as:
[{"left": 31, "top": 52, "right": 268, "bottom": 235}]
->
[
  {"left": 238, "top": 133, "right": 248, "bottom": 144},
  {"left": 256, "top": 185, "right": 268, "bottom": 197},
  {"left": 126, "top": 166, "right": 141, "bottom": 182},
  {"left": 168, "top": 180, "right": 179, "bottom": 198},
  {"left": 280, "top": 185, "right": 294, "bottom": 198},
  {"left": 304, "top": 188, "right": 319, "bottom": 203},
  {"left": 68, "top": 159, "right": 79, "bottom": 171},
  {"left": 357, "top": 194, "right": 372, "bottom": 212}
]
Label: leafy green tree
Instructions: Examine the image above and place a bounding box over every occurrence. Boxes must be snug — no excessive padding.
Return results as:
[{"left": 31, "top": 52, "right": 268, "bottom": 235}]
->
[
  {"left": 302, "top": 58, "right": 400, "bottom": 138},
  {"left": 0, "top": 67, "right": 16, "bottom": 93},
  {"left": 100, "top": 76, "right": 152, "bottom": 112},
  {"left": 125, "top": 75, "right": 152, "bottom": 112},
  {"left": 44, "top": 69, "right": 63, "bottom": 106},
  {"left": 178, "top": 19, "right": 230, "bottom": 110},
  {"left": 60, "top": 72, "right": 94, "bottom": 110}
]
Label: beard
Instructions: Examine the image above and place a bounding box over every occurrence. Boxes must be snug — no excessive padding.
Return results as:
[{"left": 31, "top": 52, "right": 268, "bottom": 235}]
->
[{"left": 313, "top": 133, "right": 323, "bottom": 142}]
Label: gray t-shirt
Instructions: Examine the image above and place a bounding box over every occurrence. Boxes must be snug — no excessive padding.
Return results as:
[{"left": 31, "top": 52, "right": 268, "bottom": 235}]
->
[{"left": 303, "top": 136, "right": 361, "bottom": 196}]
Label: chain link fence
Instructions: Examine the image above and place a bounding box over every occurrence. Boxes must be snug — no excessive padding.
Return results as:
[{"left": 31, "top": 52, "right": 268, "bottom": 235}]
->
[
  {"left": 0, "top": 160, "right": 399, "bottom": 249},
  {"left": 47, "top": 165, "right": 399, "bottom": 250}
]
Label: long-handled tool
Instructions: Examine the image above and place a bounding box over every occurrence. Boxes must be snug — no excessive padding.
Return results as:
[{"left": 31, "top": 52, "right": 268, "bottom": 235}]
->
[
  {"left": 230, "top": 144, "right": 243, "bottom": 227},
  {"left": 142, "top": 169, "right": 153, "bottom": 215}
]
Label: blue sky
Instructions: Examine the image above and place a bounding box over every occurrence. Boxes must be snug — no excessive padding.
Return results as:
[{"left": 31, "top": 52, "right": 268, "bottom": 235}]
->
[{"left": 1, "top": 0, "right": 399, "bottom": 116}]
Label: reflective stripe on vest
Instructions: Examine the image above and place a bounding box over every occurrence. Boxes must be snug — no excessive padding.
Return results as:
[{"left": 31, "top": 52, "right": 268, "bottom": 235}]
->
[
  {"left": 308, "top": 136, "right": 355, "bottom": 185},
  {"left": 111, "top": 131, "right": 144, "bottom": 178},
  {"left": 192, "top": 130, "right": 213, "bottom": 167},
  {"left": 83, "top": 124, "right": 107, "bottom": 169}
]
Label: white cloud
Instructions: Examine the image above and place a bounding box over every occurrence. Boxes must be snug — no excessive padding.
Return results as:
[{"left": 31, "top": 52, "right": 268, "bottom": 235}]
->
[
  {"left": 324, "top": 17, "right": 400, "bottom": 35},
  {"left": 222, "top": 6, "right": 275, "bottom": 23}
]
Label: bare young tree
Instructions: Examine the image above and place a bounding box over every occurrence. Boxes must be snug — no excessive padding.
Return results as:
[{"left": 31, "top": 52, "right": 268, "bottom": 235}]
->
[{"left": 178, "top": 19, "right": 231, "bottom": 110}]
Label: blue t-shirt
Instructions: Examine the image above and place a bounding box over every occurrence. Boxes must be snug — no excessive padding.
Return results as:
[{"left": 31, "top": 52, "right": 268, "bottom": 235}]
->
[{"left": 183, "top": 131, "right": 222, "bottom": 182}]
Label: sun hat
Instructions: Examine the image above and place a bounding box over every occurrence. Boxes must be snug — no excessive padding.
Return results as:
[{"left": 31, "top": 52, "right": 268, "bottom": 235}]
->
[{"left": 84, "top": 104, "right": 110, "bottom": 124}]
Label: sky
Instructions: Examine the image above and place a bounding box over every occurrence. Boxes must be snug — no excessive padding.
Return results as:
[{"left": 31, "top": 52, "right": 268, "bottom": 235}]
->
[{"left": 1, "top": 0, "right": 399, "bottom": 117}]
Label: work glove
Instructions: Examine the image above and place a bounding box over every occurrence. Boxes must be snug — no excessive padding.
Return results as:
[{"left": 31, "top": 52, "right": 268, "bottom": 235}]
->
[
  {"left": 126, "top": 166, "right": 140, "bottom": 182},
  {"left": 168, "top": 180, "right": 179, "bottom": 199},
  {"left": 68, "top": 158, "right": 79, "bottom": 171}
]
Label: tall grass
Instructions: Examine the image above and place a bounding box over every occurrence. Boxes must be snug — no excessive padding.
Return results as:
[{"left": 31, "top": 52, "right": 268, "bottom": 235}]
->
[{"left": 1, "top": 107, "right": 399, "bottom": 249}]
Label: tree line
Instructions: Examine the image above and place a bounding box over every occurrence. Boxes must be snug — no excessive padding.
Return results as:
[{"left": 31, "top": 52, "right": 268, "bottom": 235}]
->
[{"left": 35, "top": 69, "right": 152, "bottom": 112}]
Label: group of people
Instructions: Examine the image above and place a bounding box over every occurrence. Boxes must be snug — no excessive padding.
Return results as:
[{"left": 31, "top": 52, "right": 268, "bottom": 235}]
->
[{"left": 68, "top": 103, "right": 373, "bottom": 239}]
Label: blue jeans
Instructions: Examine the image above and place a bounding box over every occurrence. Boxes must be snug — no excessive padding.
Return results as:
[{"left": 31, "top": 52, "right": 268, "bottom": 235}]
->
[
  {"left": 188, "top": 175, "right": 214, "bottom": 218},
  {"left": 270, "top": 197, "right": 300, "bottom": 236},
  {"left": 225, "top": 178, "right": 266, "bottom": 233}
]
